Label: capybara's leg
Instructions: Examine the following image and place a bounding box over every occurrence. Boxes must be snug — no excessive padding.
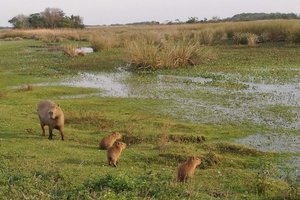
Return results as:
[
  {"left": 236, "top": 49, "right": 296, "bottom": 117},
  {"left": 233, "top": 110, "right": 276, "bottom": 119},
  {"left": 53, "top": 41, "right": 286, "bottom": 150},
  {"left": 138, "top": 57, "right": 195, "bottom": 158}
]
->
[
  {"left": 108, "top": 157, "right": 112, "bottom": 166},
  {"left": 48, "top": 128, "right": 53, "bottom": 140},
  {"left": 183, "top": 176, "right": 188, "bottom": 183},
  {"left": 112, "top": 160, "right": 117, "bottom": 167},
  {"left": 59, "top": 129, "right": 64, "bottom": 141},
  {"left": 40, "top": 123, "right": 46, "bottom": 136}
]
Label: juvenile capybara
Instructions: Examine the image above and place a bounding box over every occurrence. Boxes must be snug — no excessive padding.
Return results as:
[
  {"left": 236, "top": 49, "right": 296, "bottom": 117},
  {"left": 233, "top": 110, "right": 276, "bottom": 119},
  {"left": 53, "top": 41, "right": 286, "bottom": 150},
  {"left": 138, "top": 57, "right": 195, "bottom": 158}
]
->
[
  {"left": 99, "top": 131, "right": 122, "bottom": 150},
  {"left": 177, "top": 156, "right": 201, "bottom": 182},
  {"left": 107, "top": 141, "right": 126, "bottom": 167},
  {"left": 37, "top": 100, "right": 64, "bottom": 140}
]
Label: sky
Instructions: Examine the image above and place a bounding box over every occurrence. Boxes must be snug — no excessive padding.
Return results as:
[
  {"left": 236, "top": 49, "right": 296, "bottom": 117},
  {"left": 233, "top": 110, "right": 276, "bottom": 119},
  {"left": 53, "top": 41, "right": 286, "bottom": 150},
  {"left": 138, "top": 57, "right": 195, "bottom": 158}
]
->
[{"left": 1, "top": 0, "right": 300, "bottom": 26}]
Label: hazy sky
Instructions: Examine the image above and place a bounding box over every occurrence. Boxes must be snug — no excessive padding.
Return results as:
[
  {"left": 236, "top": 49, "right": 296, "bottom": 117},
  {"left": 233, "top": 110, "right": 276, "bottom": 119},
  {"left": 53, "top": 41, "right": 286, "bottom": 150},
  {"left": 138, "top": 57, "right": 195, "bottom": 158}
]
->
[{"left": 1, "top": 0, "right": 300, "bottom": 26}]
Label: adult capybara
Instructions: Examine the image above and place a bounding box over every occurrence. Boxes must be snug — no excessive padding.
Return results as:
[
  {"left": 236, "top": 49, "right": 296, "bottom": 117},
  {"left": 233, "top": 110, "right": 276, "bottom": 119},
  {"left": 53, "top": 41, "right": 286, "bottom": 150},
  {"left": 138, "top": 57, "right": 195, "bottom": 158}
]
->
[
  {"left": 107, "top": 141, "right": 126, "bottom": 167},
  {"left": 177, "top": 156, "right": 201, "bottom": 182},
  {"left": 37, "top": 100, "right": 64, "bottom": 140},
  {"left": 99, "top": 132, "right": 122, "bottom": 150}
]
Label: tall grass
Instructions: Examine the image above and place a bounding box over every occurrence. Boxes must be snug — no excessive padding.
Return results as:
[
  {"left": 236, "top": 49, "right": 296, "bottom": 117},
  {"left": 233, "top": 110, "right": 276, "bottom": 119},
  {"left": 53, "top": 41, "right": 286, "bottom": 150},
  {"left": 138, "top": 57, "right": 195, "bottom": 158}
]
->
[
  {"left": 63, "top": 44, "right": 80, "bottom": 57},
  {"left": 126, "top": 36, "right": 216, "bottom": 69},
  {"left": 1, "top": 20, "right": 299, "bottom": 69},
  {"left": 1, "top": 20, "right": 299, "bottom": 44},
  {"left": 90, "top": 34, "right": 117, "bottom": 52},
  {"left": 1, "top": 20, "right": 299, "bottom": 45}
]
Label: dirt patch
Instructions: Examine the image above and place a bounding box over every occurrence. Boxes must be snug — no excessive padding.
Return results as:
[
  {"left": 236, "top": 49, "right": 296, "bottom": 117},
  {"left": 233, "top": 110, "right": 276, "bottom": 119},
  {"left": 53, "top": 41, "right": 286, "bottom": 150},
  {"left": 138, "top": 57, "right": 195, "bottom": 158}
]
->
[
  {"left": 168, "top": 134, "right": 206, "bottom": 143},
  {"left": 215, "top": 142, "right": 263, "bottom": 156},
  {"left": 122, "top": 135, "right": 151, "bottom": 145},
  {"left": 122, "top": 134, "right": 206, "bottom": 145}
]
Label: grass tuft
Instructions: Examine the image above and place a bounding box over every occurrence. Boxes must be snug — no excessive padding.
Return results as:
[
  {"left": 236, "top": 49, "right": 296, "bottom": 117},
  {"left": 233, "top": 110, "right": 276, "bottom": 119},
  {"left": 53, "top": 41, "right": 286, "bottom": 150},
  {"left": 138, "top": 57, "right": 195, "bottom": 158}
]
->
[{"left": 63, "top": 44, "right": 80, "bottom": 57}]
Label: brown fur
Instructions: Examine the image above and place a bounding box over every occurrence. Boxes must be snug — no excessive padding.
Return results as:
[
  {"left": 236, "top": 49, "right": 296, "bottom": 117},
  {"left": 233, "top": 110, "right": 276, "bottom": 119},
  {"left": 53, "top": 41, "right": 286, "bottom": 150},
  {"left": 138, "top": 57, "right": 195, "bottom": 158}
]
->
[
  {"left": 37, "top": 100, "right": 65, "bottom": 140},
  {"left": 107, "top": 141, "right": 126, "bottom": 167},
  {"left": 177, "top": 156, "right": 201, "bottom": 182},
  {"left": 99, "top": 132, "right": 122, "bottom": 150}
]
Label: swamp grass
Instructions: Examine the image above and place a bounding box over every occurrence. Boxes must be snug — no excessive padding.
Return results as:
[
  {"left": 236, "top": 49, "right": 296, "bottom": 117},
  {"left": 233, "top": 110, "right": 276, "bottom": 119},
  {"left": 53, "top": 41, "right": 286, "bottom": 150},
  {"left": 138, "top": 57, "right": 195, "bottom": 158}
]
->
[{"left": 0, "top": 21, "right": 300, "bottom": 199}]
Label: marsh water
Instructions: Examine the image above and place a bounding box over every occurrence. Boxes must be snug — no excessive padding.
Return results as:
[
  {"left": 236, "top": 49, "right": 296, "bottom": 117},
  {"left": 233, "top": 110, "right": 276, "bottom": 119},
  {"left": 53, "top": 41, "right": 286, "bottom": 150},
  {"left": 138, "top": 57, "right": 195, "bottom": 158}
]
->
[
  {"left": 53, "top": 69, "right": 300, "bottom": 128},
  {"left": 33, "top": 69, "right": 300, "bottom": 179},
  {"left": 33, "top": 68, "right": 300, "bottom": 131}
]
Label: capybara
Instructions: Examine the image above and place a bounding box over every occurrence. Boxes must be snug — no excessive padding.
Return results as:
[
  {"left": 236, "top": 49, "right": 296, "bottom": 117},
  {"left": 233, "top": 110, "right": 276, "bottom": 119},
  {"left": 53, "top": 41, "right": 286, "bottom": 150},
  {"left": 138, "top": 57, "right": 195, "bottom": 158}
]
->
[
  {"left": 99, "top": 132, "right": 122, "bottom": 150},
  {"left": 37, "top": 100, "right": 64, "bottom": 140},
  {"left": 107, "top": 141, "right": 126, "bottom": 167},
  {"left": 177, "top": 156, "right": 201, "bottom": 182}
]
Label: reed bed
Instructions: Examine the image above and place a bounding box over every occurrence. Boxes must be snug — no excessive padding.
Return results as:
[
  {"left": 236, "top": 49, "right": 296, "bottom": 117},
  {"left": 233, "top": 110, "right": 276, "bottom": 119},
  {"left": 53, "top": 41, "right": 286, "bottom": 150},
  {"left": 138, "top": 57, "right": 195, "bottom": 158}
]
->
[
  {"left": 1, "top": 20, "right": 299, "bottom": 44},
  {"left": 1, "top": 20, "right": 299, "bottom": 68}
]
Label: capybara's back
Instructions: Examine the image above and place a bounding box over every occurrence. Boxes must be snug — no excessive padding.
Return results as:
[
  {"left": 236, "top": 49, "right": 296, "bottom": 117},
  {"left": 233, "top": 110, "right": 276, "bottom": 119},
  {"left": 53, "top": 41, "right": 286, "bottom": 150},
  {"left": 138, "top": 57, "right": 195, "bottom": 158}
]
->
[
  {"left": 37, "top": 100, "right": 65, "bottom": 140},
  {"left": 99, "top": 132, "right": 122, "bottom": 150},
  {"left": 177, "top": 156, "right": 201, "bottom": 182}
]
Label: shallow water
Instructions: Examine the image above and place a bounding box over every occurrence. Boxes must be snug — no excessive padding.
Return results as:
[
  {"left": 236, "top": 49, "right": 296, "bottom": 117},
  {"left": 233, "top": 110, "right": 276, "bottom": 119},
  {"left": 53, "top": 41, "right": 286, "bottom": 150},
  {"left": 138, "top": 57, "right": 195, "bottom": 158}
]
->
[
  {"left": 32, "top": 70, "right": 300, "bottom": 129},
  {"left": 236, "top": 133, "right": 300, "bottom": 182},
  {"left": 235, "top": 133, "right": 300, "bottom": 153},
  {"left": 75, "top": 47, "right": 94, "bottom": 54},
  {"left": 61, "top": 72, "right": 130, "bottom": 97}
]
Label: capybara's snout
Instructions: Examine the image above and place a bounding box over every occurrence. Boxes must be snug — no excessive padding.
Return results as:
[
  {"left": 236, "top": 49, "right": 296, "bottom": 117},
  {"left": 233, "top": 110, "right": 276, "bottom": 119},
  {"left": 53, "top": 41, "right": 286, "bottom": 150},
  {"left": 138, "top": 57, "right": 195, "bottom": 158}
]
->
[{"left": 48, "top": 111, "right": 55, "bottom": 119}]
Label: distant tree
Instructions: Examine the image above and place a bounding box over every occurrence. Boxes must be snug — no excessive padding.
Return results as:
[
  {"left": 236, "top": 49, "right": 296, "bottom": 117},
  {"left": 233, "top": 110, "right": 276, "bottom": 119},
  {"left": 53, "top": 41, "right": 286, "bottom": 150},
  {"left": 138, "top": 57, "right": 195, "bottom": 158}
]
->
[
  {"left": 186, "top": 17, "right": 199, "bottom": 24},
  {"left": 175, "top": 19, "right": 181, "bottom": 24},
  {"left": 230, "top": 12, "right": 300, "bottom": 21},
  {"left": 41, "top": 8, "right": 65, "bottom": 28},
  {"left": 211, "top": 16, "right": 221, "bottom": 22},
  {"left": 28, "top": 13, "right": 46, "bottom": 28},
  {"left": 8, "top": 14, "right": 29, "bottom": 29},
  {"left": 9, "top": 8, "right": 84, "bottom": 29},
  {"left": 70, "top": 15, "right": 84, "bottom": 28}
]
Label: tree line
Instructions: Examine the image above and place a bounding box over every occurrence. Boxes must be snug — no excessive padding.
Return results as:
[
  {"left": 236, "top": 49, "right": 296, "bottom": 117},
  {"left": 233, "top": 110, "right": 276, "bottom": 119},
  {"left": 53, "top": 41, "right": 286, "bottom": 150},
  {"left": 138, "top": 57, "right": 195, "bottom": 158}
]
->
[
  {"left": 9, "top": 8, "right": 84, "bottom": 29},
  {"left": 168, "top": 12, "right": 300, "bottom": 25},
  {"left": 229, "top": 12, "right": 300, "bottom": 21}
]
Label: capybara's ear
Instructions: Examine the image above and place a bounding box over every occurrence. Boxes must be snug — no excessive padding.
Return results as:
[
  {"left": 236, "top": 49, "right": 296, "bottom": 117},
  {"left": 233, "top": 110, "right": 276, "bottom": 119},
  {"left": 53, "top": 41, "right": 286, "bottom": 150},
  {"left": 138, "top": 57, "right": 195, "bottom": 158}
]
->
[{"left": 57, "top": 104, "right": 60, "bottom": 107}]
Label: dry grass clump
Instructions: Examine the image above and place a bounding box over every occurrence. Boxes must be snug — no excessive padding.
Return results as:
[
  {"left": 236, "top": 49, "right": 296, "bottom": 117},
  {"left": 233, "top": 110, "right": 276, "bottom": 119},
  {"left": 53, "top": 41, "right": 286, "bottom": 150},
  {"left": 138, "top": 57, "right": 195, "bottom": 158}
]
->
[
  {"left": 247, "top": 33, "right": 259, "bottom": 47},
  {"left": 126, "top": 36, "right": 215, "bottom": 69},
  {"left": 126, "top": 39, "right": 160, "bottom": 68},
  {"left": 63, "top": 44, "right": 83, "bottom": 57},
  {"left": 233, "top": 32, "right": 259, "bottom": 46},
  {"left": 90, "top": 34, "right": 118, "bottom": 52}
]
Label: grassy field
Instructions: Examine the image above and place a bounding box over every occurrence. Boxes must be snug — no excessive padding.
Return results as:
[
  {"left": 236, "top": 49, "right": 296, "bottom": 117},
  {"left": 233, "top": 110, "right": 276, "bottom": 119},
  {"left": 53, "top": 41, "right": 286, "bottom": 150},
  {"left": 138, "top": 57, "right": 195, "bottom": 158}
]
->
[{"left": 0, "top": 21, "right": 300, "bottom": 199}]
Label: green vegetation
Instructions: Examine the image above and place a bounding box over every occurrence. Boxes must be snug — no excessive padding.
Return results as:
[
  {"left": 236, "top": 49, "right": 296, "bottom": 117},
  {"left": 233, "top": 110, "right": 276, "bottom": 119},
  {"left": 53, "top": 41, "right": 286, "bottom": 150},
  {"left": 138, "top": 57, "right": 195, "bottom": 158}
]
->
[
  {"left": 0, "top": 20, "right": 299, "bottom": 199},
  {"left": 8, "top": 8, "right": 84, "bottom": 29}
]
